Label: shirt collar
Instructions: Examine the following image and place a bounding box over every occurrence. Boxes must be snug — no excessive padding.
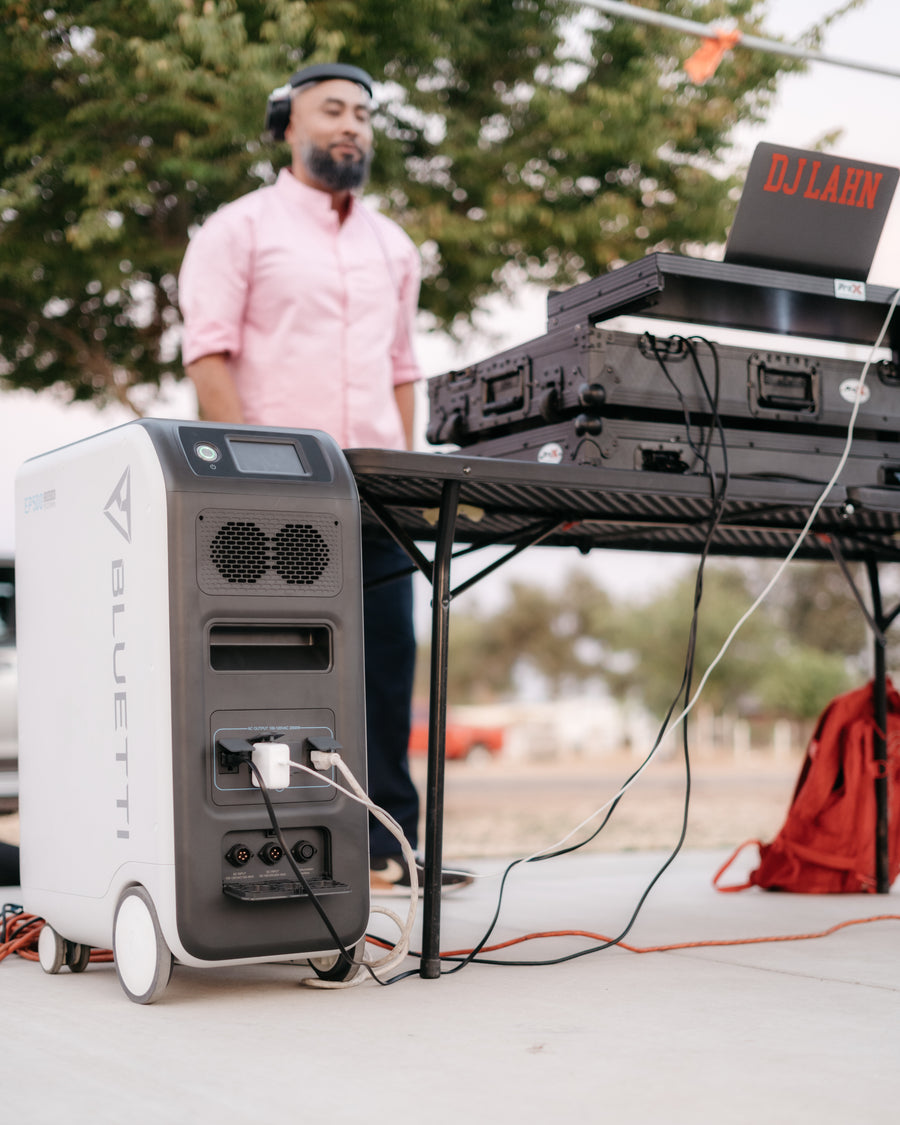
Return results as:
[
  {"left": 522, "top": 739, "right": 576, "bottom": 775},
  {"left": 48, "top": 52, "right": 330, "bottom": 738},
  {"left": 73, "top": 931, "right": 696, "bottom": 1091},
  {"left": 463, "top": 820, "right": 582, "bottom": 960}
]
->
[{"left": 275, "top": 167, "right": 356, "bottom": 224}]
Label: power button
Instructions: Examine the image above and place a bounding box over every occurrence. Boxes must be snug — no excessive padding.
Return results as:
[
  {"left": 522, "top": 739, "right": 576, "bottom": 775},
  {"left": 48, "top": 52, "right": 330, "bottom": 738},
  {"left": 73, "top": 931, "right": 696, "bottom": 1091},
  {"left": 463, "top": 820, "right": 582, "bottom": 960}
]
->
[{"left": 194, "top": 442, "right": 220, "bottom": 464}]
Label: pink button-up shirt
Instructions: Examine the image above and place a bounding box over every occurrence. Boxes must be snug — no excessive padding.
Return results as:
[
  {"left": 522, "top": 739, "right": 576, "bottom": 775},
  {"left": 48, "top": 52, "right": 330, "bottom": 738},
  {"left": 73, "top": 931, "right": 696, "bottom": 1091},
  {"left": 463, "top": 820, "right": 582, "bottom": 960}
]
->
[{"left": 179, "top": 168, "right": 422, "bottom": 451}]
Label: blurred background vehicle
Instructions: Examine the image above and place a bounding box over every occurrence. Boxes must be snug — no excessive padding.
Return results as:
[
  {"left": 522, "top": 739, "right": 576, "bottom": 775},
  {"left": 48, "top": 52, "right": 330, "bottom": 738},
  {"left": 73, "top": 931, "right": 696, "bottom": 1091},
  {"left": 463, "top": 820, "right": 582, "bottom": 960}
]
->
[
  {"left": 0, "top": 557, "right": 17, "bottom": 811},
  {"left": 408, "top": 707, "right": 504, "bottom": 763}
]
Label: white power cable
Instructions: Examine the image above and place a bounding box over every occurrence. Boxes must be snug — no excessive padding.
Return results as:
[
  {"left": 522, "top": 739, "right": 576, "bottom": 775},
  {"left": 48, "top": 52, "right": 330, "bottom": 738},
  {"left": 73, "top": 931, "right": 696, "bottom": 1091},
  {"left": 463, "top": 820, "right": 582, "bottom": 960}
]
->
[
  {"left": 673, "top": 288, "right": 900, "bottom": 725},
  {"left": 302, "top": 299, "right": 900, "bottom": 925},
  {"left": 290, "top": 752, "right": 419, "bottom": 988},
  {"left": 471, "top": 287, "right": 900, "bottom": 874}
]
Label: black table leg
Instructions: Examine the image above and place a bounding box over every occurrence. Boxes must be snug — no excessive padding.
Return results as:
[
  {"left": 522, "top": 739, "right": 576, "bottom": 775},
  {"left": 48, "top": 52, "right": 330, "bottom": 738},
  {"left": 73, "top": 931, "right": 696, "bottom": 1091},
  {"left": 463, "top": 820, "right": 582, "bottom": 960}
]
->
[
  {"left": 866, "top": 560, "right": 891, "bottom": 894},
  {"left": 420, "top": 479, "right": 461, "bottom": 977}
]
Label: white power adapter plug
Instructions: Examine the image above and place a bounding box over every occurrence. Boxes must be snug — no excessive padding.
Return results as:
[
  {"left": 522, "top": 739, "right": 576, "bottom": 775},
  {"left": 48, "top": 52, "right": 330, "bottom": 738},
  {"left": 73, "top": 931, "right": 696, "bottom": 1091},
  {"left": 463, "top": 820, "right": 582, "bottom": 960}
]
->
[{"left": 251, "top": 742, "right": 291, "bottom": 790}]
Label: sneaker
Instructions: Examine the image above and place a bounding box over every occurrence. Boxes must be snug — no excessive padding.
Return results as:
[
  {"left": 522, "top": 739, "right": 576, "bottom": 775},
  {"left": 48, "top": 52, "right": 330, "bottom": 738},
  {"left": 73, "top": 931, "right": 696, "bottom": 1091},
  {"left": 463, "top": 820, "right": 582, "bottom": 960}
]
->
[{"left": 370, "top": 854, "right": 474, "bottom": 896}]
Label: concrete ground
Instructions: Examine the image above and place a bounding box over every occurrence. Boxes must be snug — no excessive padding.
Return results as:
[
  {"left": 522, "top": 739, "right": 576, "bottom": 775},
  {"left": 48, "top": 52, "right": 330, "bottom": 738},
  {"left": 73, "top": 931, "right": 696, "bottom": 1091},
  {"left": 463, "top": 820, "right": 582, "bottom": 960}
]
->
[{"left": 3, "top": 845, "right": 900, "bottom": 1124}]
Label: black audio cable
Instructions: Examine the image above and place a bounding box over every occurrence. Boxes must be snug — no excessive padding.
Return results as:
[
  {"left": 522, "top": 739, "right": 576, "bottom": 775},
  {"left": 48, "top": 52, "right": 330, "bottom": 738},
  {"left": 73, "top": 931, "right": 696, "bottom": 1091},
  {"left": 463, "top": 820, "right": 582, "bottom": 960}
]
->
[
  {"left": 433, "top": 420, "right": 732, "bottom": 974},
  {"left": 244, "top": 757, "right": 379, "bottom": 984}
]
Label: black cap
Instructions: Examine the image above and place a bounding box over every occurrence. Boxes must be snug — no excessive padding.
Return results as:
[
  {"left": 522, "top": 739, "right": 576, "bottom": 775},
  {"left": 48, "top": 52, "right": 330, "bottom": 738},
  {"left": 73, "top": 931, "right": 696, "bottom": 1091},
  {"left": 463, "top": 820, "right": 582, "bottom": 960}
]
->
[{"left": 289, "top": 63, "right": 374, "bottom": 97}]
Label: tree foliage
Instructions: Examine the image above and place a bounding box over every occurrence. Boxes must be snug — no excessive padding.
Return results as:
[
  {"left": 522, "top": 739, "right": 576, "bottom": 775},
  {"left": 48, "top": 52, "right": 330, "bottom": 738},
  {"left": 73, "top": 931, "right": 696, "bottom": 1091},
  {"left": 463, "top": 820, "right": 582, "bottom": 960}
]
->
[
  {"left": 0, "top": 0, "right": 847, "bottom": 408},
  {"left": 747, "top": 559, "right": 869, "bottom": 657},
  {"left": 603, "top": 563, "right": 856, "bottom": 720},
  {"left": 428, "top": 558, "right": 863, "bottom": 721},
  {"left": 427, "top": 571, "right": 616, "bottom": 700}
]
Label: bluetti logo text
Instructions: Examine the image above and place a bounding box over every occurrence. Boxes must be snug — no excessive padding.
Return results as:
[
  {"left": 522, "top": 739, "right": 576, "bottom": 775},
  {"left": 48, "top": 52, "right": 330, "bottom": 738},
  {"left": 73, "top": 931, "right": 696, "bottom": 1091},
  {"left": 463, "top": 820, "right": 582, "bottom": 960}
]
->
[{"left": 104, "top": 467, "right": 132, "bottom": 543}]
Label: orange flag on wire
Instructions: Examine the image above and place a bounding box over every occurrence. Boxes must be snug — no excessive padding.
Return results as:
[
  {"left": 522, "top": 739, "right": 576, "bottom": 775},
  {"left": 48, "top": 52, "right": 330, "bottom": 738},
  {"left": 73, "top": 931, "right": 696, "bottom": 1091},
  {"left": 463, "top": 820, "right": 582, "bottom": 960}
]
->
[{"left": 684, "top": 28, "right": 742, "bottom": 84}]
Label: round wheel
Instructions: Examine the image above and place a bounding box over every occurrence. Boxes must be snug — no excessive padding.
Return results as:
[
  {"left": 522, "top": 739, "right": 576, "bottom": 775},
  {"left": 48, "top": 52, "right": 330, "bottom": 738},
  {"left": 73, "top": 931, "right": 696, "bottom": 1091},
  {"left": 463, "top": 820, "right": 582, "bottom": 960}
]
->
[
  {"left": 113, "top": 885, "right": 173, "bottom": 1004},
  {"left": 308, "top": 938, "right": 366, "bottom": 982},
  {"left": 37, "top": 923, "right": 66, "bottom": 975},
  {"left": 66, "top": 941, "right": 92, "bottom": 973}
]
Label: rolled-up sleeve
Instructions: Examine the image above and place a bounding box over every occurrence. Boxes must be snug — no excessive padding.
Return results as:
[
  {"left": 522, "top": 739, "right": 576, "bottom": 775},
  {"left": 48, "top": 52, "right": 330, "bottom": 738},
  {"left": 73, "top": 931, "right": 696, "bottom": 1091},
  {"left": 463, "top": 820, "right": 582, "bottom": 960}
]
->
[
  {"left": 178, "top": 208, "right": 253, "bottom": 366},
  {"left": 391, "top": 245, "right": 422, "bottom": 387}
]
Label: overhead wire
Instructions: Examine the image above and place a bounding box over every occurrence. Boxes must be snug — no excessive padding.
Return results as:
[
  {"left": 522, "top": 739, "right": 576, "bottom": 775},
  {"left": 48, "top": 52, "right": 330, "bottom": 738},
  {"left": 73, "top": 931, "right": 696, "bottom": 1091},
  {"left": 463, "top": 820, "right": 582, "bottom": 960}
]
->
[{"left": 577, "top": 0, "right": 900, "bottom": 81}]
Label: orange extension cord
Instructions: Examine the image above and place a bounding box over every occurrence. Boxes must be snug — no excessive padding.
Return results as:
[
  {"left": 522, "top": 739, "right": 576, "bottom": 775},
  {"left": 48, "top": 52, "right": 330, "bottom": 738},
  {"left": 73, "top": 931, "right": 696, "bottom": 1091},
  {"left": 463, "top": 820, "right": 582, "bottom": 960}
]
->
[
  {"left": 369, "top": 913, "right": 900, "bottom": 960},
  {"left": 5, "top": 909, "right": 900, "bottom": 971},
  {"left": 0, "top": 912, "right": 113, "bottom": 964}
]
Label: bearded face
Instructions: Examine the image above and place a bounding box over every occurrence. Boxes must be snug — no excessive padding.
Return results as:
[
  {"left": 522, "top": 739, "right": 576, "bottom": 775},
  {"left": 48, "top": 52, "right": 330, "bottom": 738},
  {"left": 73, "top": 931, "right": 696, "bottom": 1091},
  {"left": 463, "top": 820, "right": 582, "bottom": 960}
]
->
[
  {"left": 285, "top": 79, "right": 375, "bottom": 196},
  {"left": 300, "top": 139, "right": 373, "bottom": 192}
]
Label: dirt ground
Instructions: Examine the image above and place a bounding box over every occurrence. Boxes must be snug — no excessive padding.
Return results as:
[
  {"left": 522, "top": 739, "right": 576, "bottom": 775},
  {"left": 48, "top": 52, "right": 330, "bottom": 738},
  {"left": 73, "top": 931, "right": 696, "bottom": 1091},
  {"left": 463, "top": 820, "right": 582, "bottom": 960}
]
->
[
  {"left": 417, "top": 750, "right": 799, "bottom": 859},
  {"left": 0, "top": 749, "right": 801, "bottom": 861}
]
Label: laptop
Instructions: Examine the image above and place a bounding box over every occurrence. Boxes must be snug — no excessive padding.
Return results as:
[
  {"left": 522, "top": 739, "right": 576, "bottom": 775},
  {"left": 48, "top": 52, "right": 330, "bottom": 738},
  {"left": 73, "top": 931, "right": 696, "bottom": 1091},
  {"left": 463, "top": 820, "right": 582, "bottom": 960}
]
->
[{"left": 724, "top": 142, "right": 898, "bottom": 282}]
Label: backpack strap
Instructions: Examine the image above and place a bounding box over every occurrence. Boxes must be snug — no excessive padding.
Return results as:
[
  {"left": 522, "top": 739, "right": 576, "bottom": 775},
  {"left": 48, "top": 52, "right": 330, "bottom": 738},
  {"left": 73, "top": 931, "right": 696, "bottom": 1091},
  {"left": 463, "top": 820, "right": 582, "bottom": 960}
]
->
[
  {"left": 713, "top": 840, "right": 761, "bottom": 891},
  {"left": 779, "top": 837, "right": 859, "bottom": 873}
]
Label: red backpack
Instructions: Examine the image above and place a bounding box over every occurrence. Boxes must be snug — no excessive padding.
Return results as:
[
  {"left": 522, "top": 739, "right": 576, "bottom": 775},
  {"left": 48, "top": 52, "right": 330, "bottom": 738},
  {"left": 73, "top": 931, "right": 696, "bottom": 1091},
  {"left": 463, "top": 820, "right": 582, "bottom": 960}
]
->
[{"left": 715, "top": 679, "right": 900, "bottom": 894}]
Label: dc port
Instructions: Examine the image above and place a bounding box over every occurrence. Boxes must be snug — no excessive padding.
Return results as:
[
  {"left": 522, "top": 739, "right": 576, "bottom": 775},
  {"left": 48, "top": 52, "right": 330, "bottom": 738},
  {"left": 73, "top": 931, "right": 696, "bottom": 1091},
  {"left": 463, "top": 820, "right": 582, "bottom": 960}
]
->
[
  {"left": 291, "top": 840, "right": 317, "bottom": 863},
  {"left": 226, "top": 843, "right": 253, "bottom": 867},
  {"left": 259, "top": 841, "right": 285, "bottom": 866}
]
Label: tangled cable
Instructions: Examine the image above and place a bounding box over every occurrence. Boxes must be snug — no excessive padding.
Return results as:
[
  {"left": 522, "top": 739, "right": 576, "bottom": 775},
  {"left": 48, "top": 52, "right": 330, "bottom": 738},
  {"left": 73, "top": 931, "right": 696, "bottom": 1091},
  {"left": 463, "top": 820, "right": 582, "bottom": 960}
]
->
[{"left": 0, "top": 907, "right": 112, "bottom": 965}]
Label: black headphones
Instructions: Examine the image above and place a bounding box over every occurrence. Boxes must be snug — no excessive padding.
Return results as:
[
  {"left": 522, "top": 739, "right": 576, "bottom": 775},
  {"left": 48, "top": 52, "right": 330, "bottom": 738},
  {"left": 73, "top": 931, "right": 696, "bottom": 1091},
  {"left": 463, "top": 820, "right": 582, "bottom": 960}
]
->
[{"left": 264, "top": 63, "right": 375, "bottom": 141}]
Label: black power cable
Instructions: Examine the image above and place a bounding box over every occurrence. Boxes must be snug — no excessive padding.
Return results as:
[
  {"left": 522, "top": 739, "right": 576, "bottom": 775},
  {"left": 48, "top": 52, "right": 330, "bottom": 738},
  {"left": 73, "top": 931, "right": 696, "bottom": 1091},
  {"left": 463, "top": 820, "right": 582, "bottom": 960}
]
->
[
  {"left": 414, "top": 333, "right": 734, "bottom": 973},
  {"left": 244, "top": 757, "right": 384, "bottom": 985}
]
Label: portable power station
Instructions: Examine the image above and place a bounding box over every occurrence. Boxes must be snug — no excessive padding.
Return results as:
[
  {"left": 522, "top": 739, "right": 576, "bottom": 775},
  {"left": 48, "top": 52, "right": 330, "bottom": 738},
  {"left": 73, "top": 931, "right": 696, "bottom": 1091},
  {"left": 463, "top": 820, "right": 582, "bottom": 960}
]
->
[{"left": 15, "top": 419, "right": 370, "bottom": 1002}]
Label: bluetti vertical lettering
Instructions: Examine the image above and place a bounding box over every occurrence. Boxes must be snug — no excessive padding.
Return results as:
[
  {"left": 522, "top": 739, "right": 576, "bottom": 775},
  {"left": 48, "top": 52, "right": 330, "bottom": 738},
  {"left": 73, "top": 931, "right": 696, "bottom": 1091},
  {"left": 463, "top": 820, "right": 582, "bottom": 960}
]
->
[{"left": 111, "top": 556, "right": 130, "bottom": 840}]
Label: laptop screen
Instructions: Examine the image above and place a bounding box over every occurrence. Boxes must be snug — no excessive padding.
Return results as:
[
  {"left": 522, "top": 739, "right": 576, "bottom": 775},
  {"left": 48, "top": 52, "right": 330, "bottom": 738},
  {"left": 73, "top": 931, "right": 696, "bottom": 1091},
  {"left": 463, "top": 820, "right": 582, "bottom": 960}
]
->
[{"left": 724, "top": 142, "right": 898, "bottom": 281}]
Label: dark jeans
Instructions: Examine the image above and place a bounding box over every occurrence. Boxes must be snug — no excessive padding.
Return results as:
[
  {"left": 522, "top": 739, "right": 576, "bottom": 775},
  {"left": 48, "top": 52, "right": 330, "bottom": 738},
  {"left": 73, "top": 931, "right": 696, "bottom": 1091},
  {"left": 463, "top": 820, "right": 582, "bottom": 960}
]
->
[
  {"left": 362, "top": 531, "right": 419, "bottom": 858},
  {"left": 0, "top": 841, "right": 19, "bottom": 886}
]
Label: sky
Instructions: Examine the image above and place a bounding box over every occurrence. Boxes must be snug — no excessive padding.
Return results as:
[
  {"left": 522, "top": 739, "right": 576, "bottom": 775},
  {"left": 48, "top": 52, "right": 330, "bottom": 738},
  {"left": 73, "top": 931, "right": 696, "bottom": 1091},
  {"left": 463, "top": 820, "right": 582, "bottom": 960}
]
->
[{"left": 3, "top": 0, "right": 900, "bottom": 627}]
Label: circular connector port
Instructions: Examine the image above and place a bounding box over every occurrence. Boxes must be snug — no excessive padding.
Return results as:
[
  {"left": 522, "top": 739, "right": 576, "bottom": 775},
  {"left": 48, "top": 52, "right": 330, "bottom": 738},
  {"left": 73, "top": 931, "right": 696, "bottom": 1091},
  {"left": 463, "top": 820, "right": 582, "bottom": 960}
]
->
[
  {"left": 226, "top": 843, "right": 253, "bottom": 867},
  {"left": 259, "top": 841, "right": 285, "bottom": 866},
  {"left": 291, "top": 840, "right": 317, "bottom": 863}
]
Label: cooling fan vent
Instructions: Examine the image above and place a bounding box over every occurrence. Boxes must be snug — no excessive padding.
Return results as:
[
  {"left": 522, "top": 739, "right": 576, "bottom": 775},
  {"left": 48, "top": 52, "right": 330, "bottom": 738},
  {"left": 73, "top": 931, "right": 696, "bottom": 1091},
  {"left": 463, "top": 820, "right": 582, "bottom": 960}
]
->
[
  {"left": 209, "top": 520, "right": 268, "bottom": 584},
  {"left": 197, "top": 510, "right": 341, "bottom": 596}
]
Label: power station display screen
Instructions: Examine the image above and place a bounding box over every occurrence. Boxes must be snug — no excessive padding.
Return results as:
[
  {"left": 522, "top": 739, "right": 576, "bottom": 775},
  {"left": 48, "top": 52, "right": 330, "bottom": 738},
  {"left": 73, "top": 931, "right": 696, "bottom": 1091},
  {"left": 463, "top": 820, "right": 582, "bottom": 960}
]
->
[
  {"left": 227, "top": 439, "right": 308, "bottom": 477},
  {"left": 178, "top": 425, "right": 334, "bottom": 482}
]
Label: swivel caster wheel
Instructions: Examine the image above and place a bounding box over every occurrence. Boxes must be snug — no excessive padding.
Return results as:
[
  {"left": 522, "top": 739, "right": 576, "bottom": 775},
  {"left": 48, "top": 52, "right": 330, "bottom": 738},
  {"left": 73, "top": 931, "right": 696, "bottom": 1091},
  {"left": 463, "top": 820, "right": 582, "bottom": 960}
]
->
[
  {"left": 37, "top": 923, "right": 66, "bottom": 975},
  {"left": 113, "top": 885, "right": 173, "bottom": 1004},
  {"left": 308, "top": 938, "right": 366, "bottom": 982},
  {"left": 37, "top": 925, "right": 92, "bottom": 974},
  {"left": 66, "top": 941, "right": 92, "bottom": 973}
]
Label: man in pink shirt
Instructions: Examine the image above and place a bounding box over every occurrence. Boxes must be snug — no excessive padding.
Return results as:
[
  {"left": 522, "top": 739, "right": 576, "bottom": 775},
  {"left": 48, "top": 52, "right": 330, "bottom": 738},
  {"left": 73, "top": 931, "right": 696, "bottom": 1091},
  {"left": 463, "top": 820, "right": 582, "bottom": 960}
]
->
[{"left": 179, "top": 62, "right": 471, "bottom": 895}]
